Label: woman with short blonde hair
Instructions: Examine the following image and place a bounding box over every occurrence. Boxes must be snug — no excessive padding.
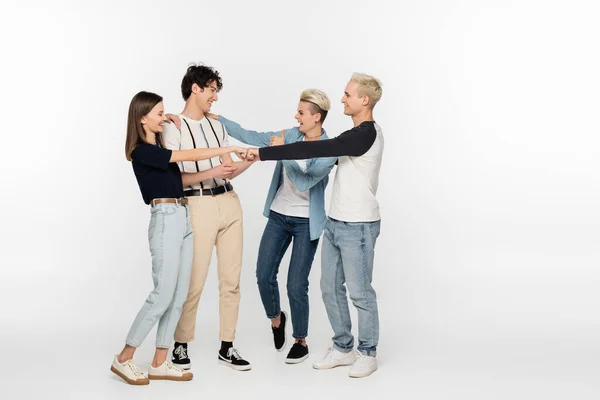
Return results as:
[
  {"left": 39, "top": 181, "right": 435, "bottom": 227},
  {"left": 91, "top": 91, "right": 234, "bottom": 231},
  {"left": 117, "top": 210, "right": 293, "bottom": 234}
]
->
[{"left": 207, "top": 88, "right": 337, "bottom": 364}]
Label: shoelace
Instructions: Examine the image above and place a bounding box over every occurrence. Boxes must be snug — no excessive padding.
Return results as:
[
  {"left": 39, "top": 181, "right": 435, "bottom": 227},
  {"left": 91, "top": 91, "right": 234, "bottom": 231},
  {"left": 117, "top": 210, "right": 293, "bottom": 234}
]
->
[
  {"left": 323, "top": 347, "right": 335, "bottom": 361},
  {"left": 227, "top": 347, "right": 243, "bottom": 360},
  {"left": 354, "top": 352, "right": 372, "bottom": 366},
  {"left": 124, "top": 360, "right": 144, "bottom": 377},
  {"left": 165, "top": 360, "right": 184, "bottom": 372}
]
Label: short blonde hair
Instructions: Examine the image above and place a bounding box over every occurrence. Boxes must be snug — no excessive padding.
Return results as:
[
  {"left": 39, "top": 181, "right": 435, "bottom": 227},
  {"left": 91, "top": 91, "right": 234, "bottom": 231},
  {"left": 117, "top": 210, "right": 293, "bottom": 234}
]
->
[
  {"left": 351, "top": 73, "right": 383, "bottom": 108},
  {"left": 300, "top": 89, "right": 331, "bottom": 123}
]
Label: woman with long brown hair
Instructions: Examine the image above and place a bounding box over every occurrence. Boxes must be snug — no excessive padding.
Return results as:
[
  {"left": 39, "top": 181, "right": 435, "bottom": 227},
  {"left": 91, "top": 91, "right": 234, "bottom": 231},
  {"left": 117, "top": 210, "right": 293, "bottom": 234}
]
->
[{"left": 111, "top": 91, "right": 246, "bottom": 385}]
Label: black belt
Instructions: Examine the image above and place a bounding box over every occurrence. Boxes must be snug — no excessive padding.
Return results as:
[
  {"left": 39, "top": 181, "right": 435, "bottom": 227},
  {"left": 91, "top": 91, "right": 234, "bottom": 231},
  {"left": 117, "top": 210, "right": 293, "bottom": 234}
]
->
[{"left": 184, "top": 183, "right": 233, "bottom": 197}]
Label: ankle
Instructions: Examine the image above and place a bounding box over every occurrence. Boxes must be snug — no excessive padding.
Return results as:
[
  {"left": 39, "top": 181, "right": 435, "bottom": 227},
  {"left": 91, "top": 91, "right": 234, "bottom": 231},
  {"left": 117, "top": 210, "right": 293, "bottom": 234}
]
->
[
  {"left": 117, "top": 354, "right": 131, "bottom": 364},
  {"left": 271, "top": 316, "right": 281, "bottom": 328},
  {"left": 220, "top": 341, "right": 233, "bottom": 353}
]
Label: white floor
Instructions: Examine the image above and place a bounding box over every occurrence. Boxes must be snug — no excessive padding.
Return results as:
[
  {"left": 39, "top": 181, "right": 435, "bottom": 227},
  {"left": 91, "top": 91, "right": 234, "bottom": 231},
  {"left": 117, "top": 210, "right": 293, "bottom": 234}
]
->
[
  {"left": 3, "top": 320, "right": 597, "bottom": 400},
  {"left": 3, "top": 239, "right": 597, "bottom": 400}
]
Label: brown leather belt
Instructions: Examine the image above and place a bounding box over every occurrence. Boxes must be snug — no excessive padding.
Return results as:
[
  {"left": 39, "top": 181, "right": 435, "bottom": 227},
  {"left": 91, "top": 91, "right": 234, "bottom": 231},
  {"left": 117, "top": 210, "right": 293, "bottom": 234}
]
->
[{"left": 150, "top": 198, "right": 188, "bottom": 206}]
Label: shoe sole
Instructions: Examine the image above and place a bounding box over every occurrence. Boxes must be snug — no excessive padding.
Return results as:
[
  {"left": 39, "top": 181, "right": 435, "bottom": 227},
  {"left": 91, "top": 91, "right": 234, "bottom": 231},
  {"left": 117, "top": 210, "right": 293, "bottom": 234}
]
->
[
  {"left": 312, "top": 360, "right": 357, "bottom": 370},
  {"left": 275, "top": 311, "right": 287, "bottom": 352},
  {"left": 171, "top": 361, "right": 191, "bottom": 370},
  {"left": 110, "top": 365, "right": 150, "bottom": 385},
  {"left": 148, "top": 373, "right": 193, "bottom": 381},
  {"left": 285, "top": 354, "right": 309, "bottom": 364},
  {"left": 349, "top": 366, "right": 378, "bottom": 378},
  {"left": 218, "top": 359, "right": 252, "bottom": 371}
]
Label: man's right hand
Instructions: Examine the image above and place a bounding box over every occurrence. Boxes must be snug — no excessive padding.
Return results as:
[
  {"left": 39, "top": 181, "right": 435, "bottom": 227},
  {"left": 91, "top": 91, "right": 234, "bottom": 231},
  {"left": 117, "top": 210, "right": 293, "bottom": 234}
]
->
[
  {"left": 212, "top": 163, "right": 237, "bottom": 179},
  {"left": 246, "top": 148, "right": 260, "bottom": 161},
  {"left": 230, "top": 146, "right": 249, "bottom": 160}
]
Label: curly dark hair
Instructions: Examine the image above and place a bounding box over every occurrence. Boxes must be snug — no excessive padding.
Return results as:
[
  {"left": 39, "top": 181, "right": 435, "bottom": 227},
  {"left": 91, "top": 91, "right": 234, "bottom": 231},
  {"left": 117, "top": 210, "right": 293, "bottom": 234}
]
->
[{"left": 181, "top": 64, "right": 223, "bottom": 100}]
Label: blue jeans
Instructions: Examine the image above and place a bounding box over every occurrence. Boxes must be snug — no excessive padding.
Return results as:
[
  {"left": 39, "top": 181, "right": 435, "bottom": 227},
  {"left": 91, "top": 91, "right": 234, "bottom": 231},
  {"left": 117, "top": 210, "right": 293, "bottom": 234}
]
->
[
  {"left": 125, "top": 203, "right": 193, "bottom": 348},
  {"left": 256, "top": 211, "right": 319, "bottom": 339},
  {"left": 321, "top": 217, "right": 381, "bottom": 356}
]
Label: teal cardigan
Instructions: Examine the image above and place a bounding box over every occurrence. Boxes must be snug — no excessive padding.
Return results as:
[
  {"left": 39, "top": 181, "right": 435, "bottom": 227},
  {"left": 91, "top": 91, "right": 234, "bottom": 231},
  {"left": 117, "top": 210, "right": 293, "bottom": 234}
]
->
[{"left": 218, "top": 116, "right": 337, "bottom": 241}]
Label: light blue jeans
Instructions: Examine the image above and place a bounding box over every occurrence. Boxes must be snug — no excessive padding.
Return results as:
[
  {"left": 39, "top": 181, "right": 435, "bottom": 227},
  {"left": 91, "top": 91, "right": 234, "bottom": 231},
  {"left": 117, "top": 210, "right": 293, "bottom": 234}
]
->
[
  {"left": 125, "top": 203, "right": 193, "bottom": 348},
  {"left": 321, "top": 217, "right": 381, "bottom": 356}
]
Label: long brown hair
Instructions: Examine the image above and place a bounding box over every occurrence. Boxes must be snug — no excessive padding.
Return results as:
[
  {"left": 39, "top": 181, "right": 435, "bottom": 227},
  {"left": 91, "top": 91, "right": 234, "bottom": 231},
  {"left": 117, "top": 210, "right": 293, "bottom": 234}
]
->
[{"left": 125, "top": 91, "right": 164, "bottom": 161}]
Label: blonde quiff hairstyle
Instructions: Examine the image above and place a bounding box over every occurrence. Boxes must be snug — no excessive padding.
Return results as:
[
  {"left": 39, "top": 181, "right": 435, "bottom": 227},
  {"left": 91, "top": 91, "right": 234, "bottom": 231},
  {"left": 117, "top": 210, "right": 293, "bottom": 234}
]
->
[
  {"left": 300, "top": 89, "right": 331, "bottom": 124},
  {"left": 351, "top": 73, "right": 383, "bottom": 108}
]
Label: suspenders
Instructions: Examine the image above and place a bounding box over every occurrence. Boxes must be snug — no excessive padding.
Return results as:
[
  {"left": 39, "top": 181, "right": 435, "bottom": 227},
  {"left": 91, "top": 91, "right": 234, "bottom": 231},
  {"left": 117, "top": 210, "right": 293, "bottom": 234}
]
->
[{"left": 181, "top": 117, "right": 229, "bottom": 188}]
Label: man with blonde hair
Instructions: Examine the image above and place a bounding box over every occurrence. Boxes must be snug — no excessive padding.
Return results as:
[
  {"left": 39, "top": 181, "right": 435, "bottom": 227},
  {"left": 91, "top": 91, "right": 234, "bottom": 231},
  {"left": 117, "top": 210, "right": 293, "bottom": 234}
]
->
[{"left": 246, "top": 73, "right": 385, "bottom": 378}]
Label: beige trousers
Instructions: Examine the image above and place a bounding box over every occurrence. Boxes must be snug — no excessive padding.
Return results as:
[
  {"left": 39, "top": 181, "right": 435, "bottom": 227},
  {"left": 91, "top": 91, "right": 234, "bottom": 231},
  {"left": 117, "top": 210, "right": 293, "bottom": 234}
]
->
[{"left": 174, "top": 191, "right": 243, "bottom": 342}]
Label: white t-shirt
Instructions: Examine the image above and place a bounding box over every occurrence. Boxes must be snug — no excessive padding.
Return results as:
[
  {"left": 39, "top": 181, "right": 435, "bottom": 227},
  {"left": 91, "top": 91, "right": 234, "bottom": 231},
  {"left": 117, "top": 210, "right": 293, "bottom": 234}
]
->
[
  {"left": 329, "top": 123, "right": 384, "bottom": 222},
  {"left": 270, "top": 139, "right": 310, "bottom": 218}
]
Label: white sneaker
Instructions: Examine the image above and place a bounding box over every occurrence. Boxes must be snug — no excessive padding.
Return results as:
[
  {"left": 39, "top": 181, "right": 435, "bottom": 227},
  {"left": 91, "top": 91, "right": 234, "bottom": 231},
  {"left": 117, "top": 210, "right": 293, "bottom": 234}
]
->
[
  {"left": 110, "top": 355, "right": 149, "bottom": 385},
  {"left": 148, "top": 360, "right": 193, "bottom": 381},
  {"left": 348, "top": 353, "right": 378, "bottom": 378},
  {"left": 312, "top": 347, "right": 358, "bottom": 370}
]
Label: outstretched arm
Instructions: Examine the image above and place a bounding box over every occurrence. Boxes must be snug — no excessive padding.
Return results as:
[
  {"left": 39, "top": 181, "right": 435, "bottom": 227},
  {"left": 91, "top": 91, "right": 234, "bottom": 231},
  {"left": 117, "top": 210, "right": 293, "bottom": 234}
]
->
[
  {"left": 208, "top": 113, "right": 290, "bottom": 148},
  {"left": 256, "top": 122, "right": 377, "bottom": 161},
  {"left": 170, "top": 146, "right": 247, "bottom": 163}
]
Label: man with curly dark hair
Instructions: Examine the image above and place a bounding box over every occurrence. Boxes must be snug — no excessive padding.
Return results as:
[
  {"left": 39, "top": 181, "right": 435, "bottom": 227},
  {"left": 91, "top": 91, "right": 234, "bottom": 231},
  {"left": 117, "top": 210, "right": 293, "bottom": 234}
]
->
[{"left": 163, "top": 64, "right": 254, "bottom": 372}]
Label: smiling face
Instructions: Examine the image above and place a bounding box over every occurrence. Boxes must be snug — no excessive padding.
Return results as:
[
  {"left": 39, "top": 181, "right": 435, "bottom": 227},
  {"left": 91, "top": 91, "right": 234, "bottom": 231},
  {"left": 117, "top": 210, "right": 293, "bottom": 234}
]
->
[
  {"left": 294, "top": 100, "right": 322, "bottom": 133},
  {"left": 341, "top": 80, "right": 367, "bottom": 116},
  {"left": 141, "top": 101, "right": 167, "bottom": 134},
  {"left": 192, "top": 80, "right": 219, "bottom": 114}
]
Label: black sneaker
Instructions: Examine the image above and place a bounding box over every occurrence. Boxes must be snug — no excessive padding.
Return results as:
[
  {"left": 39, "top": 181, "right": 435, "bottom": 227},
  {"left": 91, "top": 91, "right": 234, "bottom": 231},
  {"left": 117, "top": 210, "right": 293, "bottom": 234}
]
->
[
  {"left": 218, "top": 347, "right": 252, "bottom": 371},
  {"left": 285, "top": 342, "right": 309, "bottom": 364},
  {"left": 171, "top": 342, "right": 191, "bottom": 370},
  {"left": 271, "top": 311, "right": 287, "bottom": 351}
]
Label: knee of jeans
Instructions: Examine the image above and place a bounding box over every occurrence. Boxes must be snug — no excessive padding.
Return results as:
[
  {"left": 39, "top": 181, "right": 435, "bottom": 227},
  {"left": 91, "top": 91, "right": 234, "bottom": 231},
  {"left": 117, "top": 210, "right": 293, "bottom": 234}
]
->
[
  {"left": 320, "top": 271, "right": 341, "bottom": 291},
  {"left": 256, "top": 268, "right": 274, "bottom": 286},
  {"left": 149, "top": 293, "right": 174, "bottom": 315},
  {"left": 348, "top": 291, "right": 372, "bottom": 305},
  {"left": 320, "top": 280, "right": 334, "bottom": 297},
  {"left": 286, "top": 281, "right": 308, "bottom": 299}
]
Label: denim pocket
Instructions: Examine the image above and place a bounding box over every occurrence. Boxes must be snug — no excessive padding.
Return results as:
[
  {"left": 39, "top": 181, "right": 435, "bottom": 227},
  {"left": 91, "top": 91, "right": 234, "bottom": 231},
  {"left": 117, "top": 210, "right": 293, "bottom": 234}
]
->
[
  {"left": 344, "top": 222, "right": 366, "bottom": 243},
  {"left": 148, "top": 205, "right": 176, "bottom": 242},
  {"left": 366, "top": 221, "right": 381, "bottom": 247},
  {"left": 148, "top": 213, "right": 161, "bottom": 242},
  {"left": 150, "top": 204, "right": 177, "bottom": 216}
]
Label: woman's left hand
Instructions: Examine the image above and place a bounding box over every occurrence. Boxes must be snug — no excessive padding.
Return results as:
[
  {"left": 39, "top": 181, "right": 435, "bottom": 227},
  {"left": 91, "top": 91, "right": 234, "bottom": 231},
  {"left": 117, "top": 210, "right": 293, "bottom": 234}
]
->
[{"left": 269, "top": 130, "right": 285, "bottom": 146}]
